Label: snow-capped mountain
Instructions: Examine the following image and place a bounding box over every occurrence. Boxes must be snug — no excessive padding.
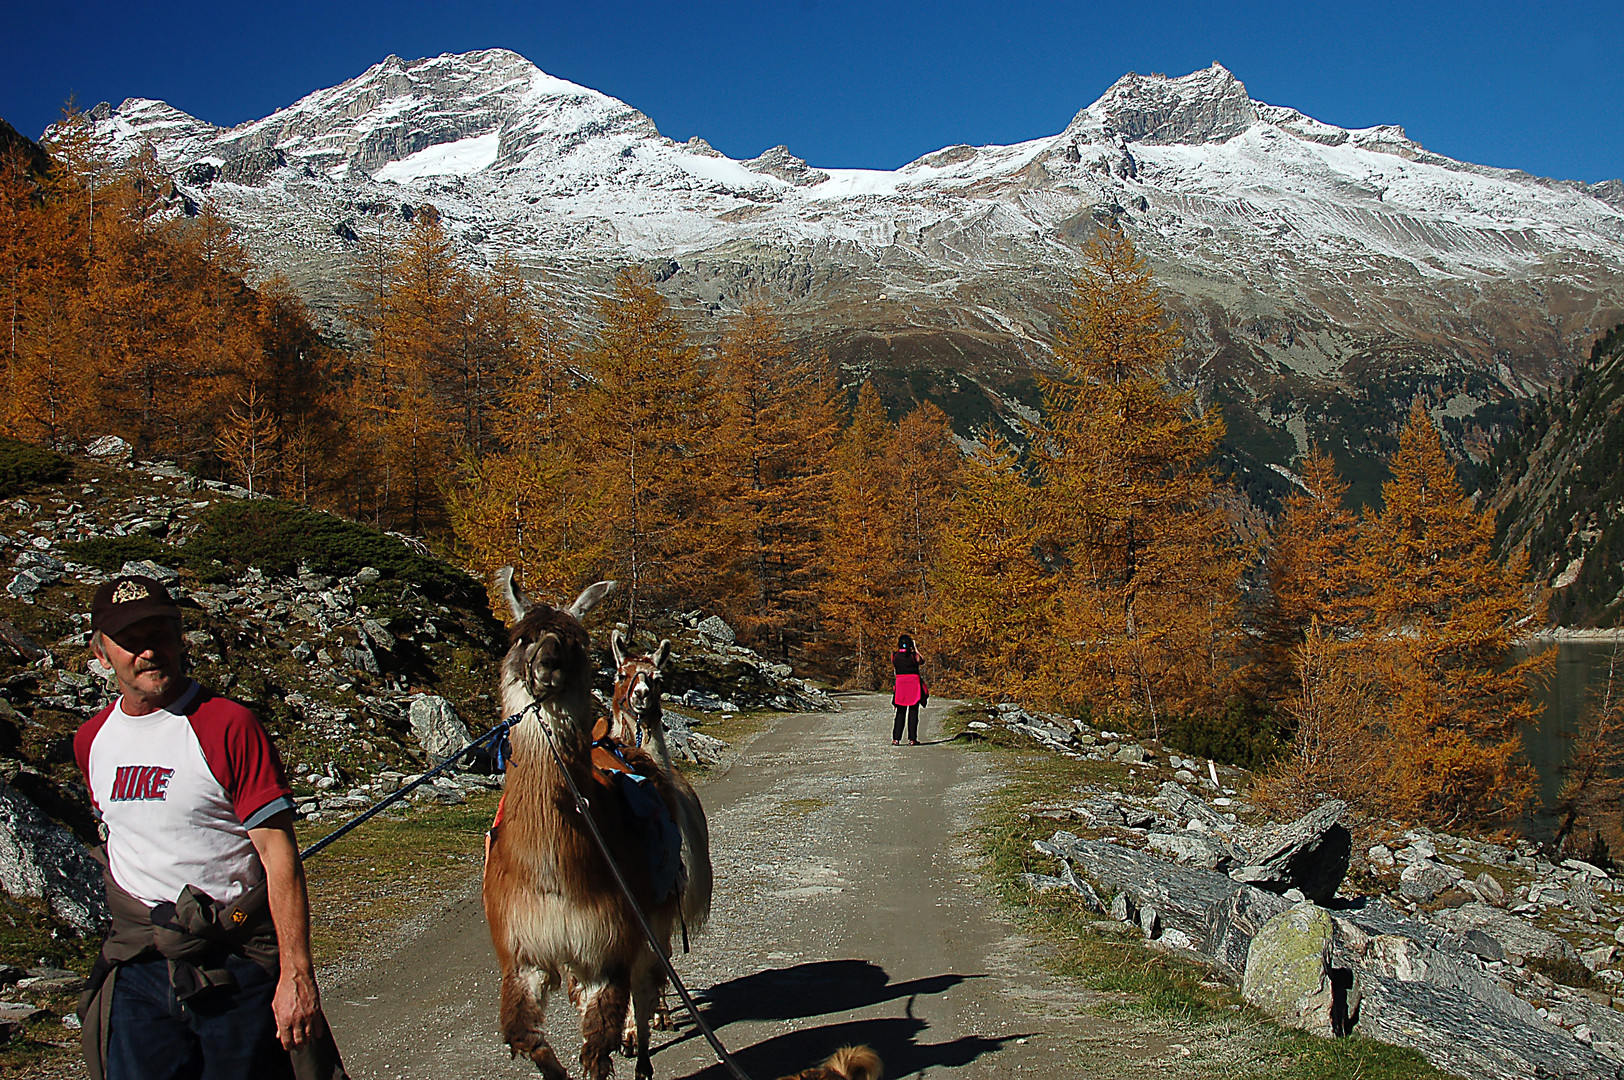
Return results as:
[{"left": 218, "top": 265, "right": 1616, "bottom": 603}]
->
[{"left": 79, "top": 50, "right": 1624, "bottom": 493}]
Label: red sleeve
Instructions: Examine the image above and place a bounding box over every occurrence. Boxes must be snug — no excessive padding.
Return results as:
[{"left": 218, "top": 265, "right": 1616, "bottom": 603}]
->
[
  {"left": 74, "top": 705, "right": 116, "bottom": 813},
  {"left": 186, "top": 693, "right": 293, "bottom": 827}
]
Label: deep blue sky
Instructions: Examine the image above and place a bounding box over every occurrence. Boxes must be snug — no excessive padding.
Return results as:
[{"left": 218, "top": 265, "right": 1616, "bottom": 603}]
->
[{"left": 5, "top": 1, "right": 1621, "bottom": 182}]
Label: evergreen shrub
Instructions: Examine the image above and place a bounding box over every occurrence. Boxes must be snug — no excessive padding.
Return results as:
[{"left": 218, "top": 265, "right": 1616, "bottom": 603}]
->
[
  {"left": 183, "top": 499, "right": 481, "bottom": 603},
  {"left": 1160, "top": 697, "right": 1286, "bottom": 771},
  {"left": 60, "top": 535, "right": 170, "bottom": 570},
  {"left": 0, "top": 436, "right": 70, "bottom": 497}
]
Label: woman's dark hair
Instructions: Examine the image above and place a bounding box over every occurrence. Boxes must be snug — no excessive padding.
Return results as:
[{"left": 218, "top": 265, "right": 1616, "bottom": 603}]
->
[{"left": 897, "top": 634, "right": 915, "bottom": 651}]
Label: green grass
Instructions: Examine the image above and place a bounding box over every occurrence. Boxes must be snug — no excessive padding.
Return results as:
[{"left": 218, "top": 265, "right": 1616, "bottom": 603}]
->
[
  {"left": 300, "top": 791, "right": 501, "bottom": 964},
  {"left": 0, "top": 894, "right": 98, "bottom": 1078},
  {"left": 942, "top": 704, "right": 1458, "bottom": 1080}
]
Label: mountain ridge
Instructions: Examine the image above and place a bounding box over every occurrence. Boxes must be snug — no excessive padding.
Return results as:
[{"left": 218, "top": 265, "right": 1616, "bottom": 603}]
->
[{"left": 65, "top": 51, "right": 1624, "bottom": 504}]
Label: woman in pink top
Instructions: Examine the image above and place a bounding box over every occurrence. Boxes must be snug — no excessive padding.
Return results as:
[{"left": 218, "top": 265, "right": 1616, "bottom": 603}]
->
[{"left": 891, "top": 634, "right": 927, "bottom": 745}]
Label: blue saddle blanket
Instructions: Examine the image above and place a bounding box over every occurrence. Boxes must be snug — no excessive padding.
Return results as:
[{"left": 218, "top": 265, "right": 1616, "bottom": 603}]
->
[{"left": 611, "top": 771, "right": 682, "bottom": 905}]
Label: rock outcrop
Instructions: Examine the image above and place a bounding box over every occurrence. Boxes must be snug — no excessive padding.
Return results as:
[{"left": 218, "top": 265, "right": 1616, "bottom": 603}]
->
[
  {"left": 1229, "top": 799, "right": 1352, "bottom": 904},
  {"left": 0, "top": 781, "right": 105, "bottom": 931},
  {"left": 991, "top": 698, "right": 1624, "bottom": 1077},
  {"left": 407, "top": 695, "right": 471, "bottom": 762}
]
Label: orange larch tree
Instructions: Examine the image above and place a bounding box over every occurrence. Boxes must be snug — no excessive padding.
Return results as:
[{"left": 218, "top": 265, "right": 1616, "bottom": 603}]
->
[
  {"left": 572, "top": 269, "right": 710, "bottom": 629},
  {"left": 215, "top": 384, "right": 280, "bottom": 496},
  {"left": 929, "top": 430, "right": 1052, "bottom": 700},
  {"left": 892, "top": 401, "right": 961, "bottom": 638},
  {"left": 1034, "top": 224, "right": 1238, "bottom": 727},
  {"left": 1358, "top": 402, "right": 1544, "bottom": 825},
  {"left": 820, "top": 381, "right": 904, "bottom": 687},
  {"left": 709, "top": 301, "right": 839, "bottom": 655}
]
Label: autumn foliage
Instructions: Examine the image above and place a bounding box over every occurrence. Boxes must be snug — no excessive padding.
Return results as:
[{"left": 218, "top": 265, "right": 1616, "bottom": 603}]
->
[
  {"left": 1259, "top": 406, "right": 1546, "bottom": 826},
  {"left": 3, "top": 119, "right": 1553, "bottom": 830},
  {"left": 0, "top": 113, "right": 346, "bottom": 502}
]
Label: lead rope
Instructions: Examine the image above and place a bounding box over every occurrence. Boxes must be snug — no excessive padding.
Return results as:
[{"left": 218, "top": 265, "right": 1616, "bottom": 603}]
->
[
  {"left": 299, "top": 712, "right": 521, "bottom": 862},
  {"left": 533, "top": 711, "right": 753, "bottom": 1080}
]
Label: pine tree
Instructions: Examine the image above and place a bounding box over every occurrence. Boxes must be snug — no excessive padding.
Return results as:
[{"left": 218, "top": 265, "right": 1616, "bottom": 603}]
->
[
  {"left": 1360, "top": 403, "right": 1543, "bottom": 824},
  {"left": 251, "top": 276, "right": 348, "bottom": 504},
  {"left": 0, "top": 132, "right": 98, "bottom": 445},
  {"left": 821, "top": 382, "right": 903, "bottom": 687},
  {"left": 709, "top": 302, "right": 838, "bottom": 654},
  {"left": 930, "top": 431, "right": 1052, "bottom": 699},
  {"left": 1256, "top": 619, "right": 1388, "bottom": 814},
  {"left": 350, "top": 209, "right": 533, "bottom": 529},
  {"left": 84, "top": 149, "right": 201, "bottom": 457},
  {"left": 1035, "top": 225, "right": 1236, "bottom": 727},
  {"left": 1, "top": 116, "right": 343, "bottom": 485},
  {"left": 1260, "top": 446, "right": 1365, "bottom": 695},
  {"left": 450, "top": 295, "right": 608, "bottom": 611},
  {"left": 447, "top": 445, "right": 609, "bottom": 612}
]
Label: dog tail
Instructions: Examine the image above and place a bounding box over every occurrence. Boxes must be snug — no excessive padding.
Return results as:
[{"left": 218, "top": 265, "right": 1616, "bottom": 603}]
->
[{"left": 821, "top": 1045, "right": 882, "bottom": 1080}]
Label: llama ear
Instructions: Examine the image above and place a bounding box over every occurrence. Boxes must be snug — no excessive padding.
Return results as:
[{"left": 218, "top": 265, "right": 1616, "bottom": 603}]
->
[
  {"left": 653, "top": 639, "right": 672, "bottom": 670},
  {"left": 566, "top": 580, "right": 616, "bottom": 621},
  {"left": 495, "top": 566, "right": 531, "bottom": 622},
  {"left": 611, "top": 628, "right": 630, "bottom": 667}
]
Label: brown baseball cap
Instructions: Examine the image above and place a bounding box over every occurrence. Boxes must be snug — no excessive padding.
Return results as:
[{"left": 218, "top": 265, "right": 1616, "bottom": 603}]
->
[{"left": 91, "top": 575, "right": 182, "bottom": 636}]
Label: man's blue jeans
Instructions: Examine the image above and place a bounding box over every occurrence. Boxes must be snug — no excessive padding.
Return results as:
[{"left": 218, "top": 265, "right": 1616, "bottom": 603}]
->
[{"left": 107, "top": 953, "right": 291, "bottom": 1080}]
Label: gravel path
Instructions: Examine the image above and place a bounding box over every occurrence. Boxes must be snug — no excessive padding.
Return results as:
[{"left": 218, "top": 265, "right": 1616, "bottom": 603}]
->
[{"left": 322, "top": 693, "right": 1166, "bottom": 1078}]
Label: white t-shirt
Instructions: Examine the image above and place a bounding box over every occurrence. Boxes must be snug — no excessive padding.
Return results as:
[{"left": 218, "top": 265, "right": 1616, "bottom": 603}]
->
[{"left": 76, "top": 681, "right": 293, "bottom": 907}]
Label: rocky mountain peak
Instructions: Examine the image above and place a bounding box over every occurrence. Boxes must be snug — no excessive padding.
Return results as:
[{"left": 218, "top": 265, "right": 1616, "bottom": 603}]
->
[
  {"left": 1075, "top": 62, "right": 1258, "bottom": 145},
  {"left": 743, "top": 145, "right": 829, "bottom": 187}
]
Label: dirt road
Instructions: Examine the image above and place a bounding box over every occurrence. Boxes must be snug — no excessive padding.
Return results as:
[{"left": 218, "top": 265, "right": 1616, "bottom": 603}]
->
[{"left": 323, "top": 693, "right": 1163, "bottom": 1078}]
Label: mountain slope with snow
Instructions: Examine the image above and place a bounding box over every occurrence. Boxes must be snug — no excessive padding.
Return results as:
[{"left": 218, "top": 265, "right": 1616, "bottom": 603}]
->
[{"left": 77, "top": 50, "right": 1624, "bottom": 499}]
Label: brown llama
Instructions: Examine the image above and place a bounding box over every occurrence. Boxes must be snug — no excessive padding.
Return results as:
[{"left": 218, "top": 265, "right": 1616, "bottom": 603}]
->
[
  {"left": 484, "top": 568, "right": 682, "bottom": 1080},
  {"left": 607, "top": 630, "right": 713, "bottom": 1032}
]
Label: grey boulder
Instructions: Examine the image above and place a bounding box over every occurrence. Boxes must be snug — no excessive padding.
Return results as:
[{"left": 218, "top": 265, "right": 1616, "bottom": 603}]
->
[
  {"left": 0, "top": 782, "right": 107, "bottom": 931},
  {"left": 1229, "top": 799, "right": 1351, "bottom": 904},
  {"left": 1432, "top": 902, "right": 1580, "bottom": 965},
  {"left": 408, "top": 695, "right": 471, "bottom": 762},
  {"left": 1398, "top": 859, "right": 1457, "bottom": 903},
  {"left": 695, "top": 615, "right": 735, "bottom": 645},
  {"left": 1241, "top": 901, "right": 1352, "bottom": 1036},
  {"left": 1358, "top": 975, "right": 1621, "bottom": 1080}
]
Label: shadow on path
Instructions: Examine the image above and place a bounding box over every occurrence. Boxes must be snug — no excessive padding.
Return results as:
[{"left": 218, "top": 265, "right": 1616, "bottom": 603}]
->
[
  {"left": 692, "top": 959, "right": 976, "bottom": 1025},
  {"left": 677, "top": 1015, "right": 1027, "bottom": 1079},
  {"left": 658, "top": 961, "right": 1021, "bottom": 1077}
]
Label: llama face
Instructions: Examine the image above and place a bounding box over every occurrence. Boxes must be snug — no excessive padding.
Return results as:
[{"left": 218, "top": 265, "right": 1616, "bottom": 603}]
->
[
  {"left": 612, "top": 633, "right": 672, "bottom": 744},
  {"left": 495, "top": 569, "right": 617, "bottom": 714},
  {"left": 508, "top": 609, "right": 593, "bottom": 705}
]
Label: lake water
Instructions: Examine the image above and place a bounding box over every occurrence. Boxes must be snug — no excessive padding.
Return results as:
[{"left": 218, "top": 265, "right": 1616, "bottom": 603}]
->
[{"left": 1519, "top": 640, "right": 1624, "bottom": 834}]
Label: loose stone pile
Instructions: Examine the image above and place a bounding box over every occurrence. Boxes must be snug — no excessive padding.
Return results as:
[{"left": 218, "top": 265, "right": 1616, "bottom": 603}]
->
[{"left": 977, "top": 702, "right": 1624, "bottom": 1080}]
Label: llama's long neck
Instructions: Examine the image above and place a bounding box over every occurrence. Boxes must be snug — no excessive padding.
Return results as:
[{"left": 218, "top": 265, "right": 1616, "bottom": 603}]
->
[
  {"left": 639, "top": 701, "right": 673, "bottom": 771},
  {"left": 496, "top": 672, "right": 595, "bottom": 859}
]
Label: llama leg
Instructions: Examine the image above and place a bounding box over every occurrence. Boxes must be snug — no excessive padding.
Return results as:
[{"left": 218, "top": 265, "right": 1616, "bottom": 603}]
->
[
  {"left": 629, "top": 963, "right": 661, "bottom": 1080},
  {"left": 501, "top": 966, "right": 568, "bottom": 1080},
  {"left": 580, "top": 977, "right": 631, "bottom": 1080},
  {"left": 650, "top": 986, "right": 673, "bottom": 1031},
  {"left": 621, "top": 956, "right": 660, "bottom": 1056},
  {"left": 620, "top": 1001, "right": 638, "bottom": 1058}
]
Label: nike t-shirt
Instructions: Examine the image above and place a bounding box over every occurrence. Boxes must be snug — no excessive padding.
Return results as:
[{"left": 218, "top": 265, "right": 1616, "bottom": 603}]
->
[{"left": 75, "top": 681, "right": 294, "bottom": 907}]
